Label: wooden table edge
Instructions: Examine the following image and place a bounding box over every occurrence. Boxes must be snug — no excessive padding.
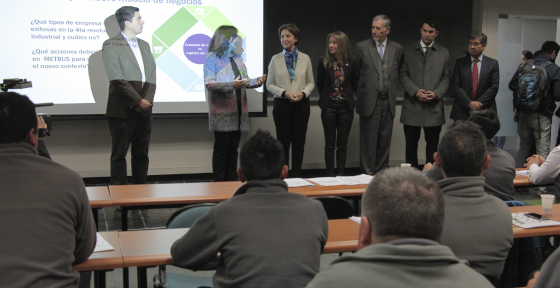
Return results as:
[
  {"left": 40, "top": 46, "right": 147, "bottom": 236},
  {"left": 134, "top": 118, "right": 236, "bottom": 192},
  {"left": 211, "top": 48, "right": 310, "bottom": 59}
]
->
[{"left": 123, "top": 254, "right": 173, "bottom": 268}]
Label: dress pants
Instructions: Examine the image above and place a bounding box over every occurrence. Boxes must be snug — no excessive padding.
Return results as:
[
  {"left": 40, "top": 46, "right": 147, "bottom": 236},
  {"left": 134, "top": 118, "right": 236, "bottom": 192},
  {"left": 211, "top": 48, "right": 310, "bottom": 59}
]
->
[
  {"left": 321, "top": 101, "right": 354, "bottom": 176},
  {"left": 403, "top": 124, "right": 442, "bottom": 168},
  {"left": 212, "top": 131, "right": 242, "bottom": 182},
  {"left": 108, "top": 114, "right": 152, "bottom": 185},
  {"left": 360, "top": 97, "right": 392, "bottom": 175},
  {"left": 273, "top": 97, "right": 310, "bottom": 177}
]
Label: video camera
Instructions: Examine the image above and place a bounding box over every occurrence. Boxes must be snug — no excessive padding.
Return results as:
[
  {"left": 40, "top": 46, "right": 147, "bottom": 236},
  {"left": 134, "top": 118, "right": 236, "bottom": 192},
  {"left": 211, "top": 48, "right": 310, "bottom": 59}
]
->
[{"left": 1, "top": 78, "right": 53, "bottom": 137}]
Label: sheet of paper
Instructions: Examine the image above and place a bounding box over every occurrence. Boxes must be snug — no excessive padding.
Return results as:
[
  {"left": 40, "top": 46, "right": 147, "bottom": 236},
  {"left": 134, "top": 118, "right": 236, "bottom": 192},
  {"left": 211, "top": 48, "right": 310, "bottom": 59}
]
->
[
  {"left": 350, "top": 216, "right": 361, "bottom": 224},
  {"left": 305, "top": 177, "right": 351, "bottom": 186},
  {"left": 337, "top": 174, "right": 374, "bottom": 185},
  {"left": 283, "top": 178, "right": 315, "bottom": 187},
  {"left": 512, "top": 213, "right": 560, "bottom": 229},
  {"left": 94, "top": 233, "right": 114, "bottom": 253},
  {"left": 516, "top": 170, "right": 529, "bottom": 176}
]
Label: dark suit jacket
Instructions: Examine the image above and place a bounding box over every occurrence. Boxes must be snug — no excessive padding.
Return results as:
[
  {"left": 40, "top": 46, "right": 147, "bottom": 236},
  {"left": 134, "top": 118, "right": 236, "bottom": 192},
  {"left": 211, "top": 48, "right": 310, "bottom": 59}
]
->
[
  {"left": 399, "top": 41, "right": 450, "bottom": 127},
  {"left": 450, "top": 54, "right": 499, "bottom": 121},
  {"left": 102, "top": 33, "right": 157, "bottom": 118},
  {"left": 353, "top": 38, "right": 403, "bottom": 118},
  {"left": 316, "top": 58, "right": 359, "bottom": 110}
]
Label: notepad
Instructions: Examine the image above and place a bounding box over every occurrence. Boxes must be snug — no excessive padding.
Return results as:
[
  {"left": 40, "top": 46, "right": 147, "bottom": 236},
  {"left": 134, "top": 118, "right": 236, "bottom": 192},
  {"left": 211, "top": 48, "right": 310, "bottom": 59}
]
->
[
  {"left": 349, "top": 216, "right": 361, "bottom": 224},
  {"left": 305, "top": 177, "right": 353, "bottom": 186},
  {"left": 337, "top": 174, "right": 374, "bottom": 185},
  {"left": 512, "top": 213, "right": 560, "bottom": 229},
  {"left": 516, "top": 170, "right": 529, "bottom": 176},
  {"left": 94, "top": 233, "right": 114, "bottom": 253},
  {"left": 283, "top": 178, "right": 315, "bottom": 187}
]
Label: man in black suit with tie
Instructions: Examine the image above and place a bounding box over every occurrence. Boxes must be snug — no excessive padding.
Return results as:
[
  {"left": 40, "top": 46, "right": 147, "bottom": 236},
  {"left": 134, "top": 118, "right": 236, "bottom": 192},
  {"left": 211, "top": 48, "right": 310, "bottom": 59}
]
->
[
  {"left": 450, "top": 32, "right": 499, "bottom": 122},
  {"left": 102, "top": 6, "right": 156, "bottom": 185},
  {"left": 354, "top": 14, "right": 403, "bottom": 175}
]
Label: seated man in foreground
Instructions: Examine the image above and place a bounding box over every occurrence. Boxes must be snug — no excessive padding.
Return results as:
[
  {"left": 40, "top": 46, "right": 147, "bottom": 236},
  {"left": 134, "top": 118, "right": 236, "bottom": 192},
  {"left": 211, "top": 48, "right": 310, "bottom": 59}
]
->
[
  {"left": 0, "top": 92, "right": 96, "bottom": 287},
  {"left": 424, "top": 110, "right": 515, "bottom": 200},
  {"left": 305, "top": 167, "right": 493, "bottom": 288},
  {"left": 434, "top": 122, "right": 513, "bottom": 281},
  {"left": 171, "top": 130, "right": 329, "bottom": 288}
]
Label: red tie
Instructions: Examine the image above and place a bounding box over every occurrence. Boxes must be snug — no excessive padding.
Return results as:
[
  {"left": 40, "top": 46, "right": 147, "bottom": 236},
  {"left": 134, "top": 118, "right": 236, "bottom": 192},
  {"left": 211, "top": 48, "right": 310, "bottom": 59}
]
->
[{"left": 472, "top": 59, "right": 479, "bottom": 101}]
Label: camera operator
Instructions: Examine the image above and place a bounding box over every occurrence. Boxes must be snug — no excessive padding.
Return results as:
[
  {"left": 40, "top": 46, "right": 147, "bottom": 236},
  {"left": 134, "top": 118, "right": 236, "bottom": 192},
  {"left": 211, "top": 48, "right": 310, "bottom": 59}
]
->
[{"left": 37, "top": 115, "right": 51, "bottom": 159}]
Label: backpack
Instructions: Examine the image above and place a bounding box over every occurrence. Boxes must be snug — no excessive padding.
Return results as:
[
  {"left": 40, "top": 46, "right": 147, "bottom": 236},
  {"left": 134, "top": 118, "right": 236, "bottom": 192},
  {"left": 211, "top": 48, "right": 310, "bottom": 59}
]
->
[{"left": 513, "top": 59, "right": 551, "bottom": 111}]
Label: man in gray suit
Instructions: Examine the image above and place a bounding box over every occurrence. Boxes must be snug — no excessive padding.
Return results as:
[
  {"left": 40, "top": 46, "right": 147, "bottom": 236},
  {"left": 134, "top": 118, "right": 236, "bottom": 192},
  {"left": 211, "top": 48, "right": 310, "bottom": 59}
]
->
[
  {"left": 354, "top": 14, "right": 403, "bottom": 175},
  {"left": 102, "top": 6, "right": 156, "bottom": 185},
  {"left": 399, "top": 17, "right": 450, "bottom": 168}
]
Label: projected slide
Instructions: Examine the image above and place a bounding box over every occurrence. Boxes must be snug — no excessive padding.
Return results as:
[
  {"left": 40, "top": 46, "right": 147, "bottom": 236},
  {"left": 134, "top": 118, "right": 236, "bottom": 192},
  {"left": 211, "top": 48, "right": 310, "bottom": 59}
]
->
[{"left": 0, "top": 0, "right": 263, "bottom": 115}]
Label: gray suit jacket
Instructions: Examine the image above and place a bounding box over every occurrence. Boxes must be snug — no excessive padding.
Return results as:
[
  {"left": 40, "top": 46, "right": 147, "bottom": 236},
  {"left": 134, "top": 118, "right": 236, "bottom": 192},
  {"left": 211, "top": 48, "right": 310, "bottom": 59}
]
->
[
  {"left": 399, "top": 41, "right": 450, "bottom": 126},
  {"left": 353, "top": 38, "right": 403, "bottom": 118},
  {"left": 102, "top": 33, "right": 157, "bottom": 118}
]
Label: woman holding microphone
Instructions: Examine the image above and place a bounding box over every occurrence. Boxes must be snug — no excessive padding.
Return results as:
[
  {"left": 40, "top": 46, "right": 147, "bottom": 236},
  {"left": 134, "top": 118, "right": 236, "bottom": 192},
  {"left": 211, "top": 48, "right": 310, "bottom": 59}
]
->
[
  {"left": 266, "top": 23, "right": 315, "bottom": 177},
  {"left": 204, "top": 25, "right": 266, "bottom": 181},
  {"left": 317, "top": 31, "right": 358, "bottom": 176}
]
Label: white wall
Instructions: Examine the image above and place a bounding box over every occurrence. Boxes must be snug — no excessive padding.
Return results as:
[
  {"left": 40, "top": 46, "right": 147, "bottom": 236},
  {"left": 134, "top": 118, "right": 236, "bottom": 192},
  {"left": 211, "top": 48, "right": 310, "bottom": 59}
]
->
[
  {"left": 45, "top": 99, "right": 454, "bottom": 177},
  {"left": 523, "top": 19, "right": 558, "bottom": 52},
  {"left": 478, "top": 0, "right": 560, "bottom": 152},
  {"left": 479, "top": 0, "right": 560, "bottom": 58},
  {"left": 496, "top": 17, "right": 558, "bottom": 138},
  {"left": 496, "top": 16, "right": 523, "bottom": 137}
]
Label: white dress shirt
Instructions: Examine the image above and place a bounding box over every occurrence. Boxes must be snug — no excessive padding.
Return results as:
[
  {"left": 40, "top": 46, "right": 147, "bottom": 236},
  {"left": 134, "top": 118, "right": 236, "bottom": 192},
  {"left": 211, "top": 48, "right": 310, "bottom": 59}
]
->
[
  {"left": 420, "top": 40, "right": 434, "bottom": 55},
  {"left": 528, "top": 145, "right": 560, "bottom": 184},
  {"left": 121, "top": 31, "right": 146, "bottom": 82}
]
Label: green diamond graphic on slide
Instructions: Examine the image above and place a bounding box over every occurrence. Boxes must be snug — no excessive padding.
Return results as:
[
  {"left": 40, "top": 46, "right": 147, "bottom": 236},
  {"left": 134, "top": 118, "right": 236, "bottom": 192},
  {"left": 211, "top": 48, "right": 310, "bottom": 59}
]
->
[{"left": 151, "top": 6, "right": 246, "bottom": 94}]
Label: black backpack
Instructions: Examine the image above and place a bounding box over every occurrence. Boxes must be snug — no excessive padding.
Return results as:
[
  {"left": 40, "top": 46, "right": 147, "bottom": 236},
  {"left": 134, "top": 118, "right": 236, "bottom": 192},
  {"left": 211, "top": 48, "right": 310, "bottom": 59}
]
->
[{"left": 513, "top": 59, "right": 551, "bottom": 111}]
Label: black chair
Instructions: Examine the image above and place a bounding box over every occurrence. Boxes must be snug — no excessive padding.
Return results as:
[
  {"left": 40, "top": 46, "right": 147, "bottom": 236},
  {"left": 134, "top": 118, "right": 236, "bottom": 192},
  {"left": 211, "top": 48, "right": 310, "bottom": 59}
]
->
[
  {"left": 312, "top": 196, "right": 354, "bottom": 219},
  {"left": 153, "top": 203, "right": 217, "bottom": 288}
]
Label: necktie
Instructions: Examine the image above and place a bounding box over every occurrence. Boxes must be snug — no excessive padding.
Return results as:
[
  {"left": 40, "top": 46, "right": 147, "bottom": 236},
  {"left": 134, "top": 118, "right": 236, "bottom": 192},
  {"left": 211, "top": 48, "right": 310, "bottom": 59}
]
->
[
  {"left": 472, "top": 59, "right": 479, "bottom": 101},
  {"left": 424, "top": 47, "right": 431, "bottom": 61},
  {"left": 379, "top": 43, "right": 384, "bottom": 59}
]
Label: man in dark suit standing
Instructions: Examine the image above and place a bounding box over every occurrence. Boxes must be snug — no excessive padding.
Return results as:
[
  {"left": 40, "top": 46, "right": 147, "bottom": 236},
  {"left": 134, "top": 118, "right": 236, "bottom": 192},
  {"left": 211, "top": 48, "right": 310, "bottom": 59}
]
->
[
  {"left": 399, "top": 17, "right": 450, "bottom": 168},
  {"left": 354, "top": 14, "right": 403, "bottom": 175},
  {"left": 450, "top": 32, "right": 499, "bottom": 122},
  {"left": 102, "top": 6, "right": 156, "bottom": 185}
]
